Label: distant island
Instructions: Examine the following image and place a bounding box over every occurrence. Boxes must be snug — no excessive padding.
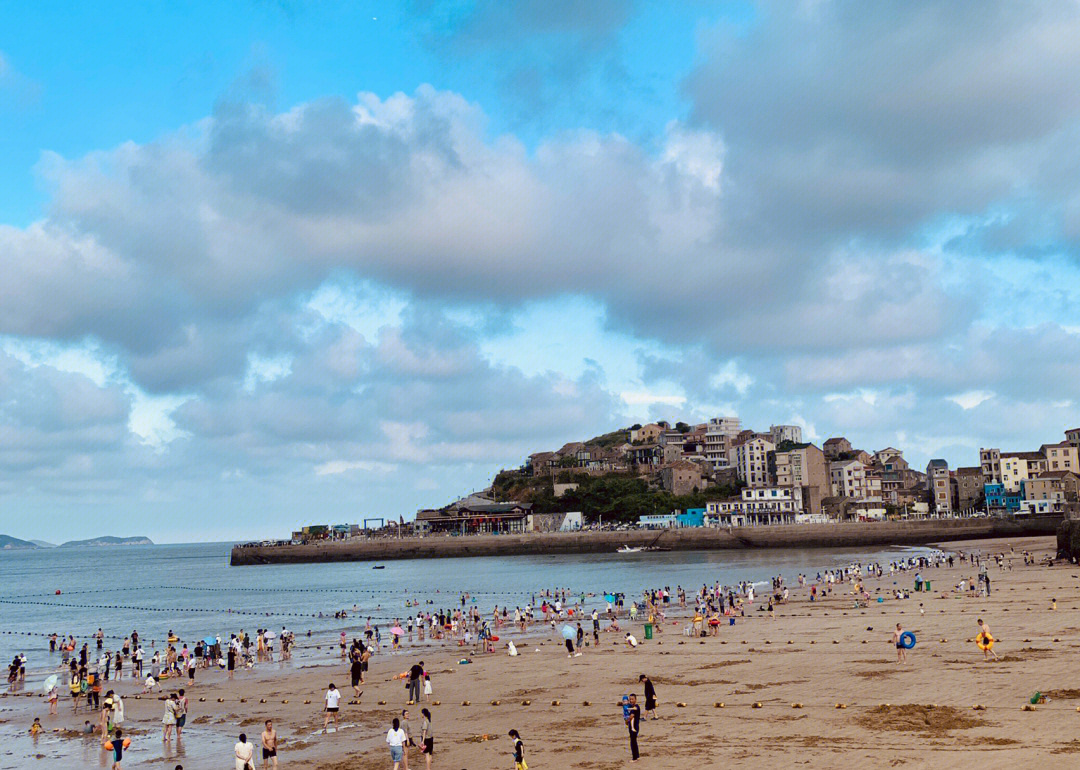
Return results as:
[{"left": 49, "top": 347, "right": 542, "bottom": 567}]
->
[
  {"left": 0, "top": 534, "right": 39, "bottom": 550},
  {"left": 30, "top": 539, "right": 57, "bottom": 548},
  {"left": 59, "top": 536, "right": 154, "bottom": 548}
]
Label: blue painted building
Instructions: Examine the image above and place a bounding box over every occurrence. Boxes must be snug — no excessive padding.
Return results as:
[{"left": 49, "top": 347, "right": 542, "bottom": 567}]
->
[
  {"left": 675, "top": 508, "right": 706, "bottom": 527},
  {"left": 984, "top": 482, "right": 1023, "bottom": 512}
]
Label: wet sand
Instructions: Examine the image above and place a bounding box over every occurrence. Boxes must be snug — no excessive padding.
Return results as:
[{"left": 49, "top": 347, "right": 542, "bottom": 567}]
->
[{"left": 3, "top": 535, "right": 1078, "bottom": 769}]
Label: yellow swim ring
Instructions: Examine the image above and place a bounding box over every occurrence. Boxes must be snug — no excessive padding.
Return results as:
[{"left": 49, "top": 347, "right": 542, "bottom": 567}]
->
[{"left": 976, "top": 632, "right": 994, "bottom": 650}]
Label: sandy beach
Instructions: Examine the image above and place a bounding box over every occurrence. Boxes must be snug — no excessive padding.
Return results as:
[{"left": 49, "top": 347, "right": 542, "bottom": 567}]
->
[{"left": 4, "top": 534, "right": 1079, "bottom": 769}]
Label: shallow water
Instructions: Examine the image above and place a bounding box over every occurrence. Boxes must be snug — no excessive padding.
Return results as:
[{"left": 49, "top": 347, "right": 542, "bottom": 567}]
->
[{"left": 0, "top": 540, "right": 936, "bottom": 680}]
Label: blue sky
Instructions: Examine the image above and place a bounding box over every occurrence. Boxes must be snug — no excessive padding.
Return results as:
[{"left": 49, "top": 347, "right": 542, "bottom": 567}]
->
[{"left": 3, "top": 1, "right": 1080, "bottom": 542}]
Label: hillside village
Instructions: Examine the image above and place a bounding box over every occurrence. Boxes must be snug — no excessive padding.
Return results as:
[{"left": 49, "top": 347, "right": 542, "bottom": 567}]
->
[{"left": 410, "top": 419, "right": 1080, "bottom": 536}]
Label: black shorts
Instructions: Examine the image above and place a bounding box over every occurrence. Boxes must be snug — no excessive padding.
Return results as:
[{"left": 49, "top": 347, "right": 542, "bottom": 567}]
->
[
  {"left": 351, "top": 670, "right": 362, "bottom": 687},
  {"left": 422, "top": 738, "right": 434, "bottom": 754},
  {"left": 263, "top": 748, "right": 277, "bottom": 758},
  {"left": 360, "top": 661, "right": 368, "bottom": 672},
  {"left": 326, "top": 707, "right": 338, "bottom": 713}
]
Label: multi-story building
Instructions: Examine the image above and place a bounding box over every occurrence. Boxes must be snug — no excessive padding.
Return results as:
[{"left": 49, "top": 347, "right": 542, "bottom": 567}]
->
[
  {"left": 830, "top": 459, "right": 880, "bottom": 501},
  {"left": 659, "top": 460, "right": 704, "bottom": 497},
  {"left": 823, "top": 437, "right": 853, "bottom": 460},
  {"left": 1000, "top": 451, "right": 1047, "bottom": 493},
  {"left": 772, "top": 443, "right": 828, "bottom": 513},
  {"left": 985, "top": 482, "right": 1022, "bottom": 512},
  {"left": 954, "top": 466, "right": 984, "bottom": 511},
  {"left": 769, "top": 424, "right": 803, "bottom": 446},
  {"left": 1066, "top": 428, "right": 1080, "bottom": 448},
  {"left": 734, "top": 436, "right": 774, "bottom": 488},
  {"left": 1026, "top": 471, "right": 1080, "bottom": 503},
  {"left": 630, "top": 423, "right": 664, "bottom": 444},
  {"left": 706, "top": 486, "right": 804, "bottom": 526},
  {"left": 980, "top": 447, "right": 1002, "bottom": 484},
  {"left": 1041, "top": 441, "right": 1079, "bottom": 473},
  {"left": 703, "top": 416, "right": 741, "bottom": 471},
  {"left": 926, "top": 459, "right": 953, "bottom": 514}
]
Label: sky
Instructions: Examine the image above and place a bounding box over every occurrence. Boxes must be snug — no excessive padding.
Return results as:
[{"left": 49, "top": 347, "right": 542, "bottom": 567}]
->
[{"left": 3, "top": 1, "right": 1080, "bottom": 543}]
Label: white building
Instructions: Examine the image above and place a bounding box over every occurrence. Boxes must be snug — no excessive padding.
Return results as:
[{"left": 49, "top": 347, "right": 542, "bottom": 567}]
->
[
  {"left": 706, "top": 487, "right": 803, "bottom": 527},
  {"left": 769, "top": 424, "right": 803, "bottom": 446},
  {"left": 734, "top": 436, "right": 774, "bottom": 488},
  {"left": 830, "top": 459, "right": 881, "bottom": 502},
  {"left": 703, "top": 416, "right": 741, "bottom": 471}
]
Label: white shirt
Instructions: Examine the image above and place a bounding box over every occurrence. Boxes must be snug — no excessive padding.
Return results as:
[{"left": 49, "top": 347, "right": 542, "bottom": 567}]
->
[
  {"left": 234, "top": 740, "right": 254, "bottom": 769},
  {"left": 386, "top": 727, "right": 407, "bottom": 747},
  {"left": 325, "top": 688, "right": 341, "bottom": 709},
  {"left": 626, "top": 635, "right": 639, "bottom": 647}
]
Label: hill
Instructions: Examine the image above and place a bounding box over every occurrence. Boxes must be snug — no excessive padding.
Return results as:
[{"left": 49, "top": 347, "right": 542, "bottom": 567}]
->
[
  {"left": 29, "top": 539, "right": 57, "bottom": 548},
  {"left": 0, "top": 535, "right": 39, "bottom": 550},
  {"left": 58, "top": 536, "right": 154, "bottom": 548}
]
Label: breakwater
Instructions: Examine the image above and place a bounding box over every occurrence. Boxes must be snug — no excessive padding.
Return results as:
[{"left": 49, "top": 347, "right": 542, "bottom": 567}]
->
[{"left": 231, "top": 514, "right": 1061, "bottom": 565}]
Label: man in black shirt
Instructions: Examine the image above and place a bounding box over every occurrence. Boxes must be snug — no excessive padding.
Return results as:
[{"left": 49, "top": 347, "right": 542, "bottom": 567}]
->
[
  {"left": 625, "top": 693, "right": 641, "bottom": 760},
  {"left": 408, "top": 661, "right": 424, "bottom": 704}
]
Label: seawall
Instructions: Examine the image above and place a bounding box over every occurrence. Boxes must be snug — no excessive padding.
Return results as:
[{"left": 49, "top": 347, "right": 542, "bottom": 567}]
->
[{"left": 231, "top": 514, "right": 1061, "bottom": 565}]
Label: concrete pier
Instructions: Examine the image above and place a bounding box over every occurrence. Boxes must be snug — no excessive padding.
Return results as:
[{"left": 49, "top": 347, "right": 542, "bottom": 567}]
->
[{"left": 230, "top": 514, "right": 1061, "bottom": 565}]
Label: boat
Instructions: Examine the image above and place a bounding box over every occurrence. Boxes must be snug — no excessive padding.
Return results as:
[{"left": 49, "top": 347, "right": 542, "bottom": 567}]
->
[
  {"left": 616, "top": 546, "right": 643, "bottom": 554},
  {"left": 372, "top": 565, "right": 386, "bottom": 569}
]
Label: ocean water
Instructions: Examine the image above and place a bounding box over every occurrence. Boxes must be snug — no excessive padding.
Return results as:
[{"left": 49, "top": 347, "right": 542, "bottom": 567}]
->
[{"left": 0, "top": 540, "right": 937, "bottom": 678}]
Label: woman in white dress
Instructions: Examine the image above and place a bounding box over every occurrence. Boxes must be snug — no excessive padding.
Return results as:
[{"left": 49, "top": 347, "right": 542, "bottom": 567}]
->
[{"left": 161, "top": 693, "right": 178, "bottom": 740}]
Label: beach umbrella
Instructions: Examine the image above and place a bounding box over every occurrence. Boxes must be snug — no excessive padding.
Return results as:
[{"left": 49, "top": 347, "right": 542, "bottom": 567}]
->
[
  {"left": 203, "top": 636, "right": 217, "bottom": 646},
  {"left": 604, "top": 594, "right": 616, "bottom": 603},
  {"left": 42, "top": 674, "right": 58, "bottom": 694},
  {"left": 561, "top": 625, "right": 575, "bottom": 640},
  {"left": 391, "top": 626, "right": 404, "bottom": 636}
]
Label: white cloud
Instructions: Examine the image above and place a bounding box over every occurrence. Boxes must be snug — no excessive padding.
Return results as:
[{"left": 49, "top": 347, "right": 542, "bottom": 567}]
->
[
  {"left": 947, "top": 390, "right": 995, "bottom": 410},
  {"left": 314, "top": 459, "right": 398, "bottom": 476}
]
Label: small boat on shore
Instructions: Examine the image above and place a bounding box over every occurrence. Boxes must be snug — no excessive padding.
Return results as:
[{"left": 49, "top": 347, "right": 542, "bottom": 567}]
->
[{"left": 616, "top": 546, "right": 643, "bottom": 554}]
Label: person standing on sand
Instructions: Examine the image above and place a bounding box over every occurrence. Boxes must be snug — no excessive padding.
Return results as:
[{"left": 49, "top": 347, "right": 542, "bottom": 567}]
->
[
  {"left": 387, "top": 717, "right": 407, "bottom": 770},
  {"left": 419, "top": 708, "right": 434, "bottom": 770},
  {"left": 323, "top": 683, "right": 341, "bottom": 731},
  {"left": 625, "top": 693, "right": 641, "bottom": 761},
  {"left": 260, "top": 719, "right": 278, "bottom": 769},
  {"left": 234, "top": 732, "right": 255, "bottom": 770},
  {"left": 892, "top": 624, "right": 907, "bottom": 664},
  {"left": 508, "top": 729, "right": 526, "bottom": 770},
  {"left": 639, "top": 675, "right": 657, "bottom": 719},
  {"left": 407, "top": 661, "right": 424, "bottom": 704}
]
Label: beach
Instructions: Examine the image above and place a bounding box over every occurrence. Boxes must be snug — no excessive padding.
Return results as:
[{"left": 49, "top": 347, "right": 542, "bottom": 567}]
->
[{"left": 2, "top": 535, "right": 1077, "bottom": 769}]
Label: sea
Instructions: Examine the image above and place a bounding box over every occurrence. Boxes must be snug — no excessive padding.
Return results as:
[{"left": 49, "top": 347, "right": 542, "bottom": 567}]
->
[{"left": 0, "top": 540, "right": 940, "bottom": 679}]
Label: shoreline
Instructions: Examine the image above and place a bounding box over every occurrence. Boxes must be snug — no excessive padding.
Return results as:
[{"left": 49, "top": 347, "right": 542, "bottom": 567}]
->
[
  {"left": 4, "top": 534, "right": 1070, "bottom": 769},
  {"left": 231, "top": 514, "right": 1062, "bottom": 565}
]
